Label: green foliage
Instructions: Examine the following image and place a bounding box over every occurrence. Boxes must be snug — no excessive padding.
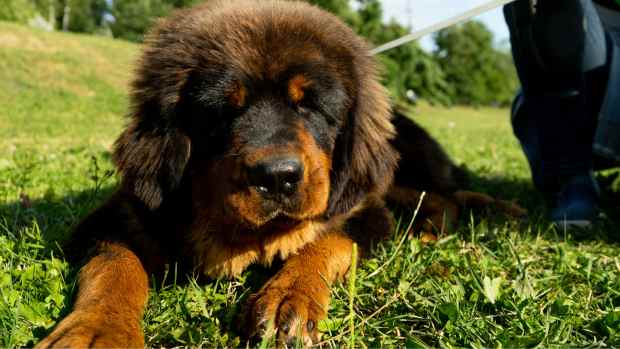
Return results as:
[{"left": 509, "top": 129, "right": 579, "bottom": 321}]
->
[
  {"left": 110, "top": 0, "right": 172, "bottom": 42},
  {"left": 307, "top": 0, "right": 358, "bottom": 26},
  {"left": 109, "top": 0, "right": 203, "bottom": 42},
  {"left": 0, "top": 0, "right": 38, "bottom": 23},
  {"left": 374, "top": 22, "right": 452, "bottom": 105},
  {"left": 0, "top": 221, "right": 69, "bottom": 348},
  {"left": 165, "top": 0, "right": 202, "bottom": 7},
  {"left": 62, "top": 0, "right": 109, "bottom": 33},
  {"left": 318, "top": 0, "right": 452, "bottom": 105},
  {"left": 2, "top": 23, "right": 620, "bottom": 347},
  {"left": 307, "top": 0, "right": 519, "bottom": 106},
  {"left": 0, "top": 0, "right": 110, "bottom": 32},
  {"left": 1, "top": 0, "right": 519, "bottom": 107},
  {"left": 434, "top": 21, "right": 519, "bottom": 106}
]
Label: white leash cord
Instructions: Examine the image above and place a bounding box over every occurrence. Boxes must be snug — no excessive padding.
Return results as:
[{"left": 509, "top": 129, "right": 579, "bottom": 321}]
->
[{"left": 371, "top": 0, "right": 520, "bottom": 55}]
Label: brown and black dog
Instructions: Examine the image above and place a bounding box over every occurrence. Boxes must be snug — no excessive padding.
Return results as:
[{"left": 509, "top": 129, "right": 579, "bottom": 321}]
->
[{"left": 36, "top": 1, "right": 524, "bottom": 347}]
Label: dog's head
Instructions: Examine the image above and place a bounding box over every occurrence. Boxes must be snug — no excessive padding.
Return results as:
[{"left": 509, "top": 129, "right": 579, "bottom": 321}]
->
[{"left": 113, "top": 0, "right": 398, "bottom": 232}]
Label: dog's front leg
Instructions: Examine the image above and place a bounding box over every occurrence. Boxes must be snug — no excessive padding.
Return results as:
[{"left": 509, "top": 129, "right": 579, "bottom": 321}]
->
[
  {"left": 246, "top": 232, "right": 354, "bottom": 347},
  {"left": 36, "top": 243, "right": 148, "bottom": 349}
]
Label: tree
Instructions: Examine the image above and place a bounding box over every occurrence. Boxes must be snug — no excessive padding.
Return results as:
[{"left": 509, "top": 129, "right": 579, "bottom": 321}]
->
[
  {"left": 110, "top": 0, "right": 172, "bottom": 42},
  {"left": 14, "top": 0, "right": 110, "bottom": 33},
  {"left": 486, "top": 49, "right": 519, "bottom": 106},
  {"left": 110, "top": 0, "right": 203, "bottom": 42},
  {"left": 307, "top": 0, "right": 359, "bottom": 26},
  {"left": 0, "top": 0, "right": 38, "bottom": 23},
  {"left": 352, "top": 0, "right": 451, "bottom": 105},
  {"left": 0, "top": 0, "right": 515, "bottom": 107},
  {"left": 61, "top": 0, "right": 109, "bottom": 33},
  {"left": 434, "top": 21, "right": 518, "bottom": 106}
]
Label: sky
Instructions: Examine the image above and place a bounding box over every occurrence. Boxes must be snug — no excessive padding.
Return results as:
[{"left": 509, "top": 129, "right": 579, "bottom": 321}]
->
[{"left": 379, "top": 0, "right": 511, "bottom": 50}]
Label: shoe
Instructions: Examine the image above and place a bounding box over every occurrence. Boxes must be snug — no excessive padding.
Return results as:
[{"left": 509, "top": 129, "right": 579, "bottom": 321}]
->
[{"left": 550, "top": 172, "right": 600, "bottom": 228}]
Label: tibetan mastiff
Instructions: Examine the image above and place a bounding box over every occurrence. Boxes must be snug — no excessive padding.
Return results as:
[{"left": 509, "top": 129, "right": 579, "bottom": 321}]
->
[{"left": 37, "top": 1, "right": 524, "bottom": 347}]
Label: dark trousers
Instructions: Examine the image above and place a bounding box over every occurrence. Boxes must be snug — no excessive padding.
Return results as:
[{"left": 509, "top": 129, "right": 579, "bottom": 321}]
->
[{"left": 504, "top": 0, "right": 619, "bottom": 194}]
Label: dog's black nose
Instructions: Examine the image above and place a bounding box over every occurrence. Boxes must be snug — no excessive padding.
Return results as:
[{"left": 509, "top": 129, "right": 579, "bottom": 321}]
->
[{"left": 248, "top": 157, "right": 303, "bottom": 197}]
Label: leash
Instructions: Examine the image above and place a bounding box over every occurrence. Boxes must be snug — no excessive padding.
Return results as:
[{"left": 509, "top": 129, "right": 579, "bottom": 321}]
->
[{"left": 371, "top": 0, "right": 521, "bottom": 55}]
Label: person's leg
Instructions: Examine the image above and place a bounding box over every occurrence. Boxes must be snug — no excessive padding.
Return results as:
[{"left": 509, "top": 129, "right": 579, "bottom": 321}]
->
[
  {"left": 504, "top": 0, "right": 609, "bottom": 225},
  {"left": 593, "top": 4, "right": 620, "bottom": 165}
]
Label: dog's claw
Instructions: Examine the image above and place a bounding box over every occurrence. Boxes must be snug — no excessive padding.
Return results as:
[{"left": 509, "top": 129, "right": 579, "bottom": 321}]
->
[{"left": 245, "top": 273, "right": 328, "bottom": 347}]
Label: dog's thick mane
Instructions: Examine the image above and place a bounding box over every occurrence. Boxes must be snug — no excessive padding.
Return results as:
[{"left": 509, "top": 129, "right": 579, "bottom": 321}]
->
[{"left": 37, "top": 2, "right": 524, "bottom": 347}]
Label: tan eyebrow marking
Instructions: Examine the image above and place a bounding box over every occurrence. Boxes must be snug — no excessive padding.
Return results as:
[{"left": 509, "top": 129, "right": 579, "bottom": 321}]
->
[
  {"left": 288, "top": 75, "right": 313, "bottom": 104},
  {"left": 228, "top": 82, "right": 247, "bottom": 108}
]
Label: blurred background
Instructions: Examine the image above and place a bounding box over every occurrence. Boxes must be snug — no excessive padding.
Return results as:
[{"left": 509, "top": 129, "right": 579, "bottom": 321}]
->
[
  {"left": 0, "top": 0, "right": 519, "bottom": 108},
  {"left": 4, "top": 2, "right": 620, "bottom": 348}
]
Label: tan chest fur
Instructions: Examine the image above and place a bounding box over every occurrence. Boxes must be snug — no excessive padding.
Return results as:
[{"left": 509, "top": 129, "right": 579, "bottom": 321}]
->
[{"left": 189, "top": 221, "right": 324, "bottom": 278}]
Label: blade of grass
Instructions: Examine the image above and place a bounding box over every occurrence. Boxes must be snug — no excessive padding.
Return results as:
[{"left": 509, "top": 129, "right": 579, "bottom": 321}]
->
[
  {"left": 348, "top": 242, "right": 358, "bottom": 349},
  {"left": 367, "top": 192, "right": 426, "bottom": 278}
]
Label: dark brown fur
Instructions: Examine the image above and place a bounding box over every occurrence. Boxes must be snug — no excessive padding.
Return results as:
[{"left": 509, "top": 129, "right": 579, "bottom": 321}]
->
[
  {"left": 389, "top": 109, "right": 526, "bottom": 235},
  {"left": 36, "top": 1, "right": 523, "bottom": 348}
]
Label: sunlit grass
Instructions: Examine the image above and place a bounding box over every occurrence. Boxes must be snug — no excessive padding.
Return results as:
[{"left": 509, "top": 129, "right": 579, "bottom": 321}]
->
[{"left": 1, "top": 22, "right": 619, "bottom": 347}]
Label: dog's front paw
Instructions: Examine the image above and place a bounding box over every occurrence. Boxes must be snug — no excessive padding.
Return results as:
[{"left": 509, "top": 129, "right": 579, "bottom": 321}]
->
[
  {"left": 246, "top": 270, "right": 330, "bottom": 347},
  {"left": 35, "top": 310, "right": 143, "bottom": 349}
]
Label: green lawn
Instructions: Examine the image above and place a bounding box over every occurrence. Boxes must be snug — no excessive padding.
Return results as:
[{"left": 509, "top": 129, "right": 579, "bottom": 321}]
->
[{"left": 1, "top": 22, "right": 619, "bottom": 348}]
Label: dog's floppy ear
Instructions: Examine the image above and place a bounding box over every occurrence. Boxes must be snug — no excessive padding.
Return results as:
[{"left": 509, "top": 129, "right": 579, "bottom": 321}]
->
[
  {"left": 327, "top": 60, "right": 399, "bottom": 217},
  {"left": 113, "top": 117, "right": 190, "bottom": 210},
  {"left": 113, "top": 35, "right": 194, "bottom": 210}
]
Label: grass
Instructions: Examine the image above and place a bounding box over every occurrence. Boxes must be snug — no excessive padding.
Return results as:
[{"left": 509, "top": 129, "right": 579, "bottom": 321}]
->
[{"left": 1, "top": 22, "right": 619, "bottom": 348}]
